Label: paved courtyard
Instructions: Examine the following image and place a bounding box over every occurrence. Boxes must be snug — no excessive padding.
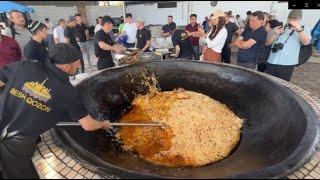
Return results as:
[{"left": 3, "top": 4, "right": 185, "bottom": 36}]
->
[{"left": 291, "top": 60, "right": 320, "bottom": 99}]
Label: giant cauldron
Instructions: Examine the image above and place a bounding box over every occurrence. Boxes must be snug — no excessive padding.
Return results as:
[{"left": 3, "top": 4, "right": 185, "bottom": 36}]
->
[{"left": 53, "top": 60, "right": 319, "bottom": 178}]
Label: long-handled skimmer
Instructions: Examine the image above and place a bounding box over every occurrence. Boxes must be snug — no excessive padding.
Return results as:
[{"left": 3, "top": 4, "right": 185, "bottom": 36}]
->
[{"left": 56, "top": 122, "right": 165, "bottom": 127}]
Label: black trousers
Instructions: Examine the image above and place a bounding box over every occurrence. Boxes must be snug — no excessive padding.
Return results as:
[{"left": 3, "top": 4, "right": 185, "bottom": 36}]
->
[
  {"left": 75, "top": 47, "right": 85, "bottom": 73},
  {"left": 179, "top": 56, "right": 193, "bottom": 60},
  {"left": 266, "top": 63, "right": 295, "bottom": 81},
  {"left": 0, "top": 136, "right": 39, "bottom": 179},
  {"left": 237, "top": 62, "right": 256, "bottom": 69},
  {"left": 221, "top": 46, "right": 231, "bottom": 64},
  {"left": 257, "top": 46, "right": 271, "bottom": 73},
  {"left": 257, "top": 62, "right": 267, "bottom": 73},
  {"left": 97, "top": 58, "right": 115, "bottom": 70},
  {"left": 124, "top": 43, "right": 135, "bottom": 48}
]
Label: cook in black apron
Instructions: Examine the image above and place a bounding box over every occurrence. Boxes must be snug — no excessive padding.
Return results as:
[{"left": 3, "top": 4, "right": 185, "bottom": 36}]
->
[
  {"left": 0, "top": 43, "right": 111, "bottom": 179},
  {"left": 94, "top": 15, "right": 125, "bottom": 70}
]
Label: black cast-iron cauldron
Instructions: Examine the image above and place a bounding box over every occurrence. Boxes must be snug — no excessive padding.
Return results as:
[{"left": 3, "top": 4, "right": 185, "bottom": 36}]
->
[{"left": 52, "top": 60, "right": 319, "bottom": 179}]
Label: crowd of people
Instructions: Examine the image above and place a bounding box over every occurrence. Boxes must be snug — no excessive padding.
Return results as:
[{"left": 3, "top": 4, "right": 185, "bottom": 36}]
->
[
  {"left": 153, "top": 9, "right": 313, "bottom": 82},
  {"left": 97, "top": 9, "right": 313, "bottom": 82},
  {"left": 0, "top": 9, "right": 316, "bottom": 82}
]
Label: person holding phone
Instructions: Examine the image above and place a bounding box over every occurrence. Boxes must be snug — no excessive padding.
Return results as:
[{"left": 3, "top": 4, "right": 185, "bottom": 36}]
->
[{"left": 266, "top": 10, "right": 311, "bottom": 81}]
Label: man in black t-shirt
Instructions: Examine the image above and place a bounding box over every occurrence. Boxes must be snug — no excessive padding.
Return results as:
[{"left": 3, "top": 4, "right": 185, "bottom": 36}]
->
[
  {"left": 64, "top": 15, "right": 85, "bottom": 73},
  {"left": 161, "top": 15, "right": 176, "bottom": 38},
  {"left": 74, "top": 14, "right": 91, "bottom": 66},
  {"left": 0, "top": 44, "right": 111, "bottom": 179},
  {"left": 233, "top": 11, "right": 267, "bottom": 69},
  {"left": 135, "top": 17, "right": 151, "bottom": 52},
  {"left": 170, "top": 23, "right": 193, "bottom": 60},
  {"left": 24, "top": 21, "right": 49, "bottom": 62},
  {"left": 202, "top": 16, "right": 210, "bottom": 33},
  {"left": 94, "top": 15, "right": 125, "bottom": 70},
  {"left": 221, "top": 12, "right": 241, "bottom": 64}
]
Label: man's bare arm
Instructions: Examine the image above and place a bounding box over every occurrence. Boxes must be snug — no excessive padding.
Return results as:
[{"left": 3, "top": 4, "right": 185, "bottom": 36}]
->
[
  {"left": 64, "top": 37, "right": 70, "bottom": 44},
  {"left": 78, "top": 115, "right": 111, "bottom": 131},
  {"left": 85, "top": 29, "right": 90, "bottom": 40},
  {"left": 98, "top": 41, "right": 124, "bottom": 53},
  {"left": 191, "top": 27, "right": 205, "bottom": 38},
  {"left": 299, "top": 31, "right": 311, "bottom": 45},
  {"left": 236, "top": 29, "right": 242, "bottom": 36},
  {"left": 175, "top": 45, "right": 180, "bottom": 58},
  {"left": 0, "top": 81, "right": 5, "bottom": 87},
  {"left": 233, "top": 36, "right": 257, "bottom": 49},
  {"left": 142, "top": 40, "right": 151, "bottom": 52},
  {"left": 54, "top": 38, "right": 59, "bottom": 44},
  {"left": 0, "top": 80, "right": 6, "bottom": 93},
  {"left": 161, "top": 30, "right": 171, "bottom": 37}
]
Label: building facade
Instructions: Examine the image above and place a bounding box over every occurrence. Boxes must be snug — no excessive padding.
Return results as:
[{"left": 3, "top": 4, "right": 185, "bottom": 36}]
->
[{"left": 15, "top": 1, "right": 319, "bottom": 30}]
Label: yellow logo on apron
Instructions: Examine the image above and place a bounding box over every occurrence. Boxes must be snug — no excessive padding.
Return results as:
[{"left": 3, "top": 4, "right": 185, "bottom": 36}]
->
[
  {"left": 22, "top": 78, "right": 52, "bottom": 103},
  {"left": 9, "top": 78, "right": 52, "bottom": 113}
]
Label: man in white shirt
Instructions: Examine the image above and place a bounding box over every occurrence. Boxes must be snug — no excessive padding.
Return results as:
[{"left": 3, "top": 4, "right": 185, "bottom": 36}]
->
[
  {"left": 44, "top": 18, "right": 53, "bottom": 46},
  {"left": 94, "top": 16, "right": 102, "bottom": 34},
  {"left": 2, "top": 10, "right": 32, "bottom": 61},
  {"left": 123, "top": 13, "right": 137, "bottom": 48},
  {"left": 53, "top": 19, "right": 67, "bottom": 44},
  {"left": 236, "top": 15, "right": 245, "bottom": 30}
]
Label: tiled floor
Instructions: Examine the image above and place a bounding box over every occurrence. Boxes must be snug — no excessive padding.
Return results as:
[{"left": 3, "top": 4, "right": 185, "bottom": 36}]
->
[
  {"left": 33, "top": 131, "right": 103, "bottom": 179},
  {"left": 291, "top": 62, "right": 320, "bottom": 99}
]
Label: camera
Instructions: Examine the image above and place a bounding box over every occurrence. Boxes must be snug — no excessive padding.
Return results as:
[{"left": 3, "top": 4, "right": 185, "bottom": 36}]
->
[
  {"left": 271, "top": 43, "right": 284, "bottom": 53},
  {"left": 275, "top": 21, "right": 283, "bottom": 28},
  {"left": 268, "top": 20, "right": 283, "bottom": 28}
]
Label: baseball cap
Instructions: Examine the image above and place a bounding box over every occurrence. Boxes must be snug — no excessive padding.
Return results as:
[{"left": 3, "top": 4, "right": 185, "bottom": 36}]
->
[
  {"left": 49, "top": 43, "right": 81, "bottom": 64},
  {"left": 288, "top": 10, "right": 302, "bottom": 19},
  {"left": 68, "top": 15, "right": 76, "bottom": 22},
  {"left": 28, "top": 21, "right": 45, "bottom": 33},
  {"left": 101, "top": 15, "right": 114, "bottom": 25},
  {"left": 212, "top": 10, "right": 225, "bottom": 19},
  {"left": 135, "top": 17, "right": 145, "bottom": 23}
]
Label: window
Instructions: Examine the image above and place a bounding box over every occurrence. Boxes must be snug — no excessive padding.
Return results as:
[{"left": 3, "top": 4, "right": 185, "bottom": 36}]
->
[{"left": 157, "top": 2, "right": 177, "bottom": 8}]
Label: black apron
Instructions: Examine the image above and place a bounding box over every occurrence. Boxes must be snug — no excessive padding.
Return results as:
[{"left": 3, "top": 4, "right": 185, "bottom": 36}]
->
[{"left": 0, "top": 121, "right": 39, "bottom": 179}]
